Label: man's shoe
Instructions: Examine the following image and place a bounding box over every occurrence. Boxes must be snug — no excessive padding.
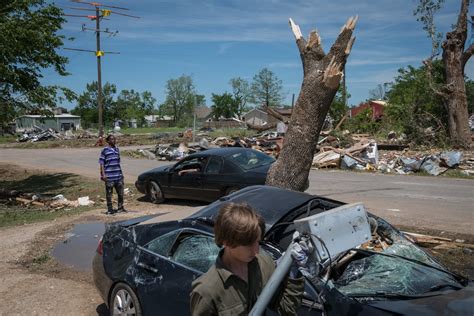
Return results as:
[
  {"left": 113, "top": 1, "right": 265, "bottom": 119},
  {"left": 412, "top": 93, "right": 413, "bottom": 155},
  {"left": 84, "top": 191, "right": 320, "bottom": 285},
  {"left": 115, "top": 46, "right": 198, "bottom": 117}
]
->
[
  {"left": 105, "top": 210, "right": 116, "bottom": 215},
  {"left": 117, "top": 207, "right": 128, "bottom": 213}
]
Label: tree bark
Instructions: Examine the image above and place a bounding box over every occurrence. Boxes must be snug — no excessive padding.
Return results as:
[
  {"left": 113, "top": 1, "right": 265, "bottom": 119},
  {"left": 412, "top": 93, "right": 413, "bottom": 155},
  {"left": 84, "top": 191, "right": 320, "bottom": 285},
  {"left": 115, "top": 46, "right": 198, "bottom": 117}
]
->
[
  {"left": 266, "top": 17, "right": 357, "bottom": 191},
  {"left": 440, "top": 0, "right": 472, "bottom": 148}
]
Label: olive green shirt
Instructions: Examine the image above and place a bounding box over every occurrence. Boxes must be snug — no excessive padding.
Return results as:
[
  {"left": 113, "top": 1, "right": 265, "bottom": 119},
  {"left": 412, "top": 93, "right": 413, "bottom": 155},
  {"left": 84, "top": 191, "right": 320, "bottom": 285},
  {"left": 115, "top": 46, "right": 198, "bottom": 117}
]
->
[{"left": 190, "top": 251, "right": 304, "bottom": 316}]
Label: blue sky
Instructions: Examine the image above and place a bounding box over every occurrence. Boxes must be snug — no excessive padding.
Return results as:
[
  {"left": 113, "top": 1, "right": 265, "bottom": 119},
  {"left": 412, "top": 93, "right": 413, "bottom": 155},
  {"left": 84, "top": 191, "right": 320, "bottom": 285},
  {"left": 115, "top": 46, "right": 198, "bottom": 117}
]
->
[{"left": 46, "top": 0, "right": 473, "bottom": 110}]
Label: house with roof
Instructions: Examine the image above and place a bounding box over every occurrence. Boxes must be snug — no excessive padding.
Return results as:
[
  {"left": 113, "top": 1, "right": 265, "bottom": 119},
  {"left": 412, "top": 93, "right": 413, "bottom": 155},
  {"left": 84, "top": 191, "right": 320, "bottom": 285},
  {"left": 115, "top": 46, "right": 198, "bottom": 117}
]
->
[
  {"left": 349, "top": 100, "right": 387, "bottom": 120},
  {"left": 243, "top": 107, "right": 293, "bottom": 127},
  {"left": 16, "top": 114, "right": 81, "bottom": 132}
]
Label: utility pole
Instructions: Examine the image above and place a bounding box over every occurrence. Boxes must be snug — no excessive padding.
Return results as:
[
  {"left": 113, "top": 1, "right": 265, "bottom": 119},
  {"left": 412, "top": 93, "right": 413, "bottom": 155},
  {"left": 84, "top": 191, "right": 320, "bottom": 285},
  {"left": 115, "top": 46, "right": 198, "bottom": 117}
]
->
[
  {"left": 95, "top": 6, "right": 104, "bottom": 138},
  {"left": 63, "top": 1, "right": 139, "bottom": 142}
]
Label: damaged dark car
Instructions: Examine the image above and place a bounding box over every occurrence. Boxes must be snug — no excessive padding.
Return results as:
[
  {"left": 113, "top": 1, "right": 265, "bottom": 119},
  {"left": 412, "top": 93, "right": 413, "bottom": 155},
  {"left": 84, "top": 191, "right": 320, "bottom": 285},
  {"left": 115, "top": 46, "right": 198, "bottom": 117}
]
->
[
  {"left": 135, "top": 148, "right": 275, "bottom": 203},
  {"left": 93, "top": 186, "right": 473, "bottom": 316}
]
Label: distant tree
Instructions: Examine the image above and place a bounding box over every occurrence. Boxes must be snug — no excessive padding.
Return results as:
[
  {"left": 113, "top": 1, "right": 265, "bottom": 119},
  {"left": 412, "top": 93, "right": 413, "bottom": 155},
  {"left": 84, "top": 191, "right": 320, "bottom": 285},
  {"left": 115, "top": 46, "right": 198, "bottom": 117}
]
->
[
  {"left": 368, "top": 83, "right": 390, "bottom": 100},
  {"left": 195, "top": 94, "right": 206, "bottom": 107},
  {"left": 385, "top": 62, "right": 448, "bottom": 145},
  {"left": 161, "top": 75, "right": 196, "bottom": 125},
  {"left": 71, "top": 82, "right": 116, "bottom": 128},
  {"left": 113, "top": 90, "right": 156, "bottom": 127},
  {"left": 250, "top": 68, "right": 284, "bottom": 107},
  {"left": 229, "top": 77, "right": 251, "bottom": 119},
  {"left": 0, "top": 0, "right": 74, "bottom": 133},
  {"left": 414, "top": 0, "right": 473, "bottom": 148},
  {"left": 329, "top": 85, "right": 350, "bottom": 123},
  {"left": 210, "top": 93, "right": 238, "bottom": 119}
]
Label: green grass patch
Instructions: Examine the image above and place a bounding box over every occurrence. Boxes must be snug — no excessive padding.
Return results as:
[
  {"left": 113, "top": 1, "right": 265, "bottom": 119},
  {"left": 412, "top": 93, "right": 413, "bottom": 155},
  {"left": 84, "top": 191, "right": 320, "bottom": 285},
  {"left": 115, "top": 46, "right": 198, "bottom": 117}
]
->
[
  {"left": 31, "top": 254, "right": 50, "bottom": 265},
  {"left": 0, "top": 135, "right": 16, "bottom": 144},
  {"left": 0, "top": 205, "right": 93, "bottom": 228}
]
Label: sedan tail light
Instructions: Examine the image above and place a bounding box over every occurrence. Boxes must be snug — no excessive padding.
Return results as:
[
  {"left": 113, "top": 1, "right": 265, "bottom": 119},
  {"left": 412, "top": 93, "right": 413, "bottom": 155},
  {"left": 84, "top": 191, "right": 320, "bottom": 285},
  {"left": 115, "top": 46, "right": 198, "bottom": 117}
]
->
[{"left": 96, "top": 236, "right": 103, "bottom": 255}]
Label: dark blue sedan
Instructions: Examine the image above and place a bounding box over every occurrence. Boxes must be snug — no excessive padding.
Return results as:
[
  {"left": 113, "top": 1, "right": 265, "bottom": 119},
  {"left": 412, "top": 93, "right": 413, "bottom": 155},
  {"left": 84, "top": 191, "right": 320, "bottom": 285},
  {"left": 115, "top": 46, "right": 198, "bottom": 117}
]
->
[{"left": 135, "top": 147, "right": 275, "bottom": 203}]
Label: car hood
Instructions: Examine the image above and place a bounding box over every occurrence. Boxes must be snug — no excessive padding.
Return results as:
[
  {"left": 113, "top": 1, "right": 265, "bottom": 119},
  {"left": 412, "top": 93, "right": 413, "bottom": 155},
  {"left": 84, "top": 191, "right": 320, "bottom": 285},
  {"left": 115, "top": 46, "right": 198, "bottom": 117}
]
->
[{"left": 366, "top": 283, "right": 474, "bottom": 315}]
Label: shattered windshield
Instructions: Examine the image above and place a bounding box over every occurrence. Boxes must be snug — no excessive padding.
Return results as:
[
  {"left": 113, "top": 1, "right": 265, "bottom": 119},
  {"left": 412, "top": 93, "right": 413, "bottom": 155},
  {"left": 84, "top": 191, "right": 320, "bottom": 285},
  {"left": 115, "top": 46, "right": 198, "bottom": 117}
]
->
[
  {"left": 334, "top": 251, "right": 461, "bottom": 297},
  {"left": 227, "top": 150, "right": 275, "bottom": 171},
  {"left": 331, "top": 218, "right": 463, "bottom": 297}
]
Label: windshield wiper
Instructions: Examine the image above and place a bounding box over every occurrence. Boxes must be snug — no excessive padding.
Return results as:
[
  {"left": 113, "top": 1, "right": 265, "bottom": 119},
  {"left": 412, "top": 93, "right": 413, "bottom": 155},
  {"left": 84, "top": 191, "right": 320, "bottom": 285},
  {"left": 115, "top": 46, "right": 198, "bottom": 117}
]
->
[{"left": 348, "top": 291, "right": 440, "bottom": 300}]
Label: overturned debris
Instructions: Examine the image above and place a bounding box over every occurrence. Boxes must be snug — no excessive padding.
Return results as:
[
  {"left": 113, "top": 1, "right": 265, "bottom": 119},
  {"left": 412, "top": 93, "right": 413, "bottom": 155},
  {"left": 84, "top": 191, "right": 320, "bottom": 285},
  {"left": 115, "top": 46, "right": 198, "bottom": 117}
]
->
[
  {"left": 1, "top": 190, "right": 95, "bottom": 210},
  {"left": 311, "top": 138, "right": 469, "bottom": 176}
]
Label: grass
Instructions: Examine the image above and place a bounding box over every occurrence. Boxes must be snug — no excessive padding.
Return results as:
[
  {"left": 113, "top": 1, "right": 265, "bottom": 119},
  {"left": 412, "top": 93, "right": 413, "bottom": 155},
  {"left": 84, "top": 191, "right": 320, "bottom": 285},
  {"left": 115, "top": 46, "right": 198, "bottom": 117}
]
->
[
  {"left": 0, "top": 135, "right": 16, "bottom": 144},
  {"left": 0, "top": 163, "right": 105, "bottom": 228},
  {"left": 31, "top": 254, "right": 50, "bottom": 265}
]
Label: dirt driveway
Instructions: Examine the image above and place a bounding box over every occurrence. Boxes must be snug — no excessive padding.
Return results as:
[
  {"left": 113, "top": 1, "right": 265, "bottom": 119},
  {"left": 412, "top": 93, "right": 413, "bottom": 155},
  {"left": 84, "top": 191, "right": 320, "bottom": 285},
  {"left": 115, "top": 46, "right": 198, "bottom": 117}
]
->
[{"left": 0, "top": 203, "right": 201, "bottom": 315}]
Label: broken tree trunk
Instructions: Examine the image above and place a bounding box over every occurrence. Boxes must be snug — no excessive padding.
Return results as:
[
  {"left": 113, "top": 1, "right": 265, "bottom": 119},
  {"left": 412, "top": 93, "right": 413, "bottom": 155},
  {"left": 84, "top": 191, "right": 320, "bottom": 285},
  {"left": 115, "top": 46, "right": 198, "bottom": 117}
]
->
[
  {"left": 442, "top": 0, "right": 472, "bottom": 149},
  {"left": 266, "top": 17, "right": 357, "bottom": 191},
  {"left": 425, "top": 0, "right": 472, "bottom": 149}
]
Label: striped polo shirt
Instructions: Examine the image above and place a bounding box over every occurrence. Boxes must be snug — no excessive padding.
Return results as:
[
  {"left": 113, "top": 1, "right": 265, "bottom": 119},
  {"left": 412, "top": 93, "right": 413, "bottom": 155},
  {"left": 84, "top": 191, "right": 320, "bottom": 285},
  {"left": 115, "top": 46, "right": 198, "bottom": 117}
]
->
[{"left": 99, "top": 146, "right": 123, "bottom": 182}]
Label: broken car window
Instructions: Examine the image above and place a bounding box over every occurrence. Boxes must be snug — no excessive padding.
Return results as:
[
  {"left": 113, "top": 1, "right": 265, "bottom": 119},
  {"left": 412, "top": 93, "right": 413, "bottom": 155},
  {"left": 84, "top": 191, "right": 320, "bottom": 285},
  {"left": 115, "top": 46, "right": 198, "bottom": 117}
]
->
[
  {"left": 171, "top": 234, "right": 220, "bottom": 273},
  {"left": 144, "top": 230, "right": 179, "bottom": 256}
]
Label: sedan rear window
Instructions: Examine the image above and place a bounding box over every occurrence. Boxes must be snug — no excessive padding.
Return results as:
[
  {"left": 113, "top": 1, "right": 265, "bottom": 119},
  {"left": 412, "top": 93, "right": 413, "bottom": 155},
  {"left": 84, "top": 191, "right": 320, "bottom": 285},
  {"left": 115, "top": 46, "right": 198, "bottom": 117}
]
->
[{"left": 227, "top": 150, "right": 275, "bottom": 171}]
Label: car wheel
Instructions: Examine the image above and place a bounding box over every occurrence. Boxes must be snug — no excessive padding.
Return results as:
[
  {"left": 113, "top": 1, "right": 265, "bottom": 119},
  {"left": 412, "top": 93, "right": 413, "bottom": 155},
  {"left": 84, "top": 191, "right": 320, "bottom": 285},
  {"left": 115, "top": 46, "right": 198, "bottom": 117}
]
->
[
  {"left": 147, "top": 181, "right": 164, "bottom": 204},
  {"left": 109, "top": 283, "right": 142, "bottom": 316},
  {"left": 225, "top": 187, "right": 239, "bottom": 196}
]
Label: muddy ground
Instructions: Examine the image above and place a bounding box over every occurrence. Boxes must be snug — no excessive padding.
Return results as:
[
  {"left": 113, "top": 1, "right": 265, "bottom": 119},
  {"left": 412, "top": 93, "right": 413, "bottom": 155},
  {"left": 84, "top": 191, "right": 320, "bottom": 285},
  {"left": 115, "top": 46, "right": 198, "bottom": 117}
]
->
[
  {"left": 0, "top": 164, "right": 472, "bottom": 315},
  {"left": 0, "top": 204, "right": 201, "bottom": 315}
]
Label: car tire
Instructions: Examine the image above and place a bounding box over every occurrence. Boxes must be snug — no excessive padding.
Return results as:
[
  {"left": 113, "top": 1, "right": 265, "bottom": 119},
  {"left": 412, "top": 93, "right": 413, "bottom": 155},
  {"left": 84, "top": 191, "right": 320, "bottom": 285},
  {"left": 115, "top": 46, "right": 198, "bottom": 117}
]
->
[
  {"left": 225, "top": 187, "right": 239, "bottom": 196},
  {"left": 109, "top": 283, "right": 142, "bottom": 316},
  {"left": 147, "top": 181, "right": 164, "bottom": 204}
]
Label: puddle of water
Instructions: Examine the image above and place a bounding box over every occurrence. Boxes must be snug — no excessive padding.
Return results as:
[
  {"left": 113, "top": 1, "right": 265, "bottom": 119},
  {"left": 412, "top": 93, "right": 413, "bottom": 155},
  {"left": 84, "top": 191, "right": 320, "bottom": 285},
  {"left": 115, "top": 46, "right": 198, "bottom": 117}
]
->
[{"left": 52, "top": 222, "right": 105, "bottom": 271}]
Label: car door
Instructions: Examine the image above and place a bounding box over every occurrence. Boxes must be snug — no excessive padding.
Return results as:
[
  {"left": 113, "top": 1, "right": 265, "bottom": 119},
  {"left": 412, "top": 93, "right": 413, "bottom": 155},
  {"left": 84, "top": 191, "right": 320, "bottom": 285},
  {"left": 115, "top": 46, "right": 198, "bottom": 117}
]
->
[
  {"left": 135, "top": 229, "right": 220, "bottom": 315},
  {"left": 200, "top": 155, "right": 226, "bottom": 201},
  {"left": 164, "top": 157, "right": 206, "bottom": 199}
]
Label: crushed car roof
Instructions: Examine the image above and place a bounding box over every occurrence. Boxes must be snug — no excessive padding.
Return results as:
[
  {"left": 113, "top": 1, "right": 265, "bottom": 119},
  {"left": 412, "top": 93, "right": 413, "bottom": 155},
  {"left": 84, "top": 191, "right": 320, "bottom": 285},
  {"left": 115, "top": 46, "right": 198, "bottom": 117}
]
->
[{"left": 188, "top": 185, "right": 318, "bottom": 226}]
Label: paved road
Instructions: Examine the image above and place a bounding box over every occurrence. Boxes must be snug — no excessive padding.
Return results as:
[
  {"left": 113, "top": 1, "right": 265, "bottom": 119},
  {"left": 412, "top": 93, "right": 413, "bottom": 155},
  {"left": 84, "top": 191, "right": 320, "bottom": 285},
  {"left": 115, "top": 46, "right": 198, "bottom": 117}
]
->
[{"left": 1, "top": 146, "right": 473, "bottom": 234}]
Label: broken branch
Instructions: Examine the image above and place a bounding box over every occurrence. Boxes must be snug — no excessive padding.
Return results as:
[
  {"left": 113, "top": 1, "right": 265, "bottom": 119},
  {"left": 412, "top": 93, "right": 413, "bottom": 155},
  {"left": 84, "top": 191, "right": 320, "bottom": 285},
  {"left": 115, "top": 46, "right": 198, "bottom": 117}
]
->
[
  {"left": 323, "top": 56, "right": 343, "bottom": 89},
  {"left": 340, "top": 15, "right": 359, "bottom": 34},
  {"left": 345, "top": 36, "right": 356, "bottom": 55},
  {"left": 289, "top": 18, "right": 306, "bottom": 55},
  {"left": 289, "top": 18, "right": 302, "bottom": 39},
  {"left": 265, "top": 106, "right": 290, "bottom": 124}
]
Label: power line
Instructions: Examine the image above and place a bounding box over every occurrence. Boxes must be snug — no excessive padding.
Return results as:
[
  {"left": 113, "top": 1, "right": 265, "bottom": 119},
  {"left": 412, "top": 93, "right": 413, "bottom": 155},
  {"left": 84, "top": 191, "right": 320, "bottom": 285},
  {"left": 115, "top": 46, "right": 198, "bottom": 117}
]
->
[{"left": 63, "top": 0, "right": 140, "bottom": 139}]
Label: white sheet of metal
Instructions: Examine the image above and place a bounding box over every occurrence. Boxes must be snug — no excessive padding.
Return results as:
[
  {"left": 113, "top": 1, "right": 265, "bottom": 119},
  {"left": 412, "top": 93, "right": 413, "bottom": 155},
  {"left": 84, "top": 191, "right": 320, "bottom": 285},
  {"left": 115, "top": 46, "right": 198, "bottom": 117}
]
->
[{"left": 294, "top": 202, "right": 371, "bottom": 260}]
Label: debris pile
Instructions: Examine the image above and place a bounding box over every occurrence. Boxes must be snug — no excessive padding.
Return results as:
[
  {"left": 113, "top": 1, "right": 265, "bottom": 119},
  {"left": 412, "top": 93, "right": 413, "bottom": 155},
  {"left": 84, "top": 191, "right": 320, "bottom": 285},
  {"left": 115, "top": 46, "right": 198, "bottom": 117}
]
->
[
  {"left": 16, "top": 126, "right": 99, "bottom": 142},
  {"left": 18, "top": 126, "right": 61, "bottom": 142},
  {"left": 312, "top": 133, "right": 471, "bottom": 176},
  {"left": 129, "top": 133, "right": 285, "bottom": 161},
  {"left": 0, "top": 189, "right": 95, "bottom": 210},
  {"left": 403, "top": 231, "right": 474, "bottom": 254}
]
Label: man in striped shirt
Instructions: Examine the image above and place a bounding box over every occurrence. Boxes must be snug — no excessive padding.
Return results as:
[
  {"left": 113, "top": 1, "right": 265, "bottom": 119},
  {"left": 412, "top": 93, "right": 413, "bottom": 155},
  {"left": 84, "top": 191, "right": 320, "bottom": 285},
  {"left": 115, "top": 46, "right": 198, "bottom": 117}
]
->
[{"left": 99, "top": 135, "right": 125, "bottom": 214}]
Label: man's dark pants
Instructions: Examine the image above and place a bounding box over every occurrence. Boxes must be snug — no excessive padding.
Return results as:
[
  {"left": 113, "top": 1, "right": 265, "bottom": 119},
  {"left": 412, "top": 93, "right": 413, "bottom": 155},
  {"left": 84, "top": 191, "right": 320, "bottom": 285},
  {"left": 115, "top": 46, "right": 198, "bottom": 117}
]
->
[{"left": 105, "top": 180, "right": 124, "bottom": 212}]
